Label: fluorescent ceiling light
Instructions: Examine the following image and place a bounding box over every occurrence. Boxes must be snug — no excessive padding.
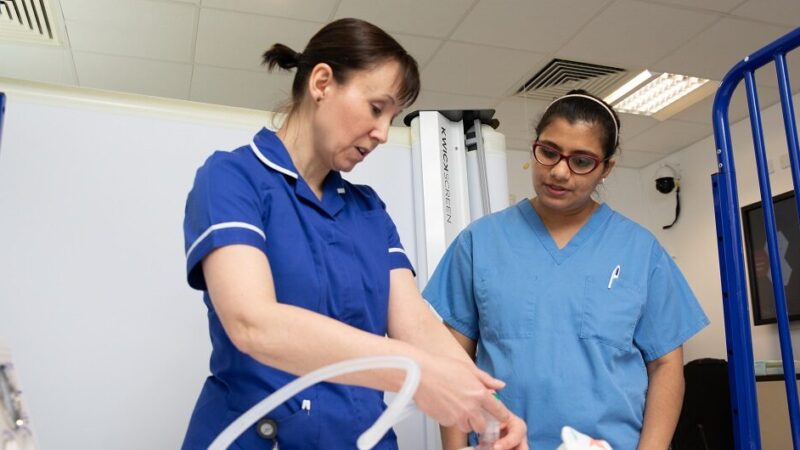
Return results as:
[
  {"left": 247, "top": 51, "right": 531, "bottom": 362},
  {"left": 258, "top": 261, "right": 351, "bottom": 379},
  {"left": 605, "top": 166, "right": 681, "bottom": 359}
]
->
[
  {"left": 613, "top": 73, "right": 712, "bottom": 117},
  {"left": 604, "top": 70, "right": 652, "bottom": 104}
]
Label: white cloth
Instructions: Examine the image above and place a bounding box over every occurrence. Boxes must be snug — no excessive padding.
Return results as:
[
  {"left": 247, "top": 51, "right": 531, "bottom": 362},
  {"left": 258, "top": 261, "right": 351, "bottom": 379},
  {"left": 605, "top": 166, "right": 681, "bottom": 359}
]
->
[{"left": 556, "top": 426, "right": 612, "bottom": 450}]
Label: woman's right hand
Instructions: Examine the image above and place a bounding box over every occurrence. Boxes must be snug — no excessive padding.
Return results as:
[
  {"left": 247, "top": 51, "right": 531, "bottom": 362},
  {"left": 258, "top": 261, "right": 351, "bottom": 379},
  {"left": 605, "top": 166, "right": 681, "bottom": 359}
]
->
[{"left": 413, "top": 354, "right": 509, "bottom": 434}]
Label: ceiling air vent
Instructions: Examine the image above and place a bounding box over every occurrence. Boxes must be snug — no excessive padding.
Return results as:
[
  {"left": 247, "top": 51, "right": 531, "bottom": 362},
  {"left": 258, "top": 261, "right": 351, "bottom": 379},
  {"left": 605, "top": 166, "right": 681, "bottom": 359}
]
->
[
  {"left": 0, "top": 0, "right": 59, "bottom": 45},
  {"left": 517, "top": 59, "right": 627, "bottom": 101}
]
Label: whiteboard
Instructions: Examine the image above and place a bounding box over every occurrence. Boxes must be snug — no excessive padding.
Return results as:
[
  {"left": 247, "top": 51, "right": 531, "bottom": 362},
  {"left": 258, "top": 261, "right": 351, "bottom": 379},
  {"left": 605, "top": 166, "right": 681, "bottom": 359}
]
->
[{"left": 0, "top": 80, "right": 428, "bottom": 450}]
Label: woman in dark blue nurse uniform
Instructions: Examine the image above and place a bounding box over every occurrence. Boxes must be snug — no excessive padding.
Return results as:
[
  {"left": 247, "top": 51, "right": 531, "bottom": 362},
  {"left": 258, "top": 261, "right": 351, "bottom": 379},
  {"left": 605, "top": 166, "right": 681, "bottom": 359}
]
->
[{"left": 180, "top": 18, "right": 528, "bottom": 450}]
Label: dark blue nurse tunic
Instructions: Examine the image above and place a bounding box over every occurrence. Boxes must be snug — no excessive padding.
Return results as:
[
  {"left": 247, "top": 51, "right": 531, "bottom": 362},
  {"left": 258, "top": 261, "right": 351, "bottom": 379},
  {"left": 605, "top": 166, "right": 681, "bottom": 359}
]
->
[{"left": 182, "top": 128, "right": 413, "bottom": 449}]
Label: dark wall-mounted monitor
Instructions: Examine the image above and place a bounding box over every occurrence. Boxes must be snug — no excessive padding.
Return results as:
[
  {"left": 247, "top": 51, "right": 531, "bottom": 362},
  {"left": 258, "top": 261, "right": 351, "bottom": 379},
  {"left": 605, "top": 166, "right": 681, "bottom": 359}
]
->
[{"left": 741, "top": 190, "right": 800, "bottom": 325}]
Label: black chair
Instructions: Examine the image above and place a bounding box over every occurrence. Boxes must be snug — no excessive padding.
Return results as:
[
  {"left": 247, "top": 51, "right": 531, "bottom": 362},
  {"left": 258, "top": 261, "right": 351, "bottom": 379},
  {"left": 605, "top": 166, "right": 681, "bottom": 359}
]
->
[{"left": 671, "top": 358, "right": 734, "bottom": 450}]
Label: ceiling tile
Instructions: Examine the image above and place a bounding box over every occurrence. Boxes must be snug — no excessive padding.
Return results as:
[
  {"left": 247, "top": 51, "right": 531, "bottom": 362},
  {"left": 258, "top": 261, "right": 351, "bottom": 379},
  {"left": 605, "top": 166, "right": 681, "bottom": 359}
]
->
[
  {"left": 653, "top": 17, "right": 791, "bottom": 82},
  {"left": 618, "top": 113, "right": 659, "bottom": 141},
  {"left": 73, "top": 52, "right": 192, "bottom": 99},
  {"left": 0, "top": 44, "right": 77, "bottom": 85},
  {"left": 334, "top": 0, "right": 478, "bottom": 38},
  {"left": 190, "top": 65, "right": 293, "bottom": 111},
  {"left": 731, "top": 0, "right": 800, "bottom": 27},
  {"left": 646, "top": 0, "right": 742, "bottom": 13},
  {"left": 558, "top": 0, "right": 720, "bottom": 68},
  {"left": 753, "top": 48, "right": 800, "bottom": 91},
  {"left": 201, "top": 0, "right": 338, "bottom": 22},
  {"left": 670, "top": 84, "right": 781, "bottom": 125},
  {"left": 195, "top": 9, "right": 322, "bottom": 71},
  {"left": 451, "top": 0, "right": 610, "bottom": 53},
  {"left": 614, "top": 150, "right": 665, "bottom": 168},
  {"left": 62, "top": 0, "right": 197, "bottom": 63},
  {"left": 492, "top": 96, "right": 550, "bottom": 141},
  {"left": 422, "top": 42, "right": 547, "bottom": 97},
  {"left": 623, "top": 120, "right": 712, "bottom": 154},
  {"left": 392, "top": 34, "right": 442, "bottom": 68}
]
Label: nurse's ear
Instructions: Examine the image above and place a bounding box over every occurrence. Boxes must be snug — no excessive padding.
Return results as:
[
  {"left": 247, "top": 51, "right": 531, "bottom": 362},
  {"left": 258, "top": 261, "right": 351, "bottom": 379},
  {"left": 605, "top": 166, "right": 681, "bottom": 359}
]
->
[
  {"left": 308, "top": 63, "right": 334, "bottom": 103},
  {"left": 599, "top": 158, "right": 616, "bottom": 182}
]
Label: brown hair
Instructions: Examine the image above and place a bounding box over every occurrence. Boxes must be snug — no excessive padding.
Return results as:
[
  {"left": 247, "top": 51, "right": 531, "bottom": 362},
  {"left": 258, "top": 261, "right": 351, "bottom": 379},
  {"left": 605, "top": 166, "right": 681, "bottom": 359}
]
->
[{"left": 262, "top": 18, "right": 420, "bottom": 116}]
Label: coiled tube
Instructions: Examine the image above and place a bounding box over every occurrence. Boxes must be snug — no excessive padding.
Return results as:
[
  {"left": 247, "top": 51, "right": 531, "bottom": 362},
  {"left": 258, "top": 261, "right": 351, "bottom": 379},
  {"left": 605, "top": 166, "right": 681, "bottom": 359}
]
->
[{"left": 208, "top": 356, "right": 421, "bottom": 450}]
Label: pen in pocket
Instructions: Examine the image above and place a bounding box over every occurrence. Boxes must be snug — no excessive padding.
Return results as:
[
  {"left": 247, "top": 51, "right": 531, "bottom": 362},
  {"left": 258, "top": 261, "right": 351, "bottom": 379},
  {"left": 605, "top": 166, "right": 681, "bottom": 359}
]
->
[{"left": 607, "top": 265, "right": 621, "bottom": 289}]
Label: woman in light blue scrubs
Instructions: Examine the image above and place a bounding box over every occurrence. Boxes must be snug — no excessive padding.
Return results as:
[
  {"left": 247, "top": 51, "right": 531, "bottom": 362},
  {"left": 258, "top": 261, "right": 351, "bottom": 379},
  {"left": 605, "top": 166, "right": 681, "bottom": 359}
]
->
[
  {"left": 424, "top": 90, "right": 709, "bottom": 450},
  {"left": 181, "top": 18, "right": 527, "bottom": 450}
]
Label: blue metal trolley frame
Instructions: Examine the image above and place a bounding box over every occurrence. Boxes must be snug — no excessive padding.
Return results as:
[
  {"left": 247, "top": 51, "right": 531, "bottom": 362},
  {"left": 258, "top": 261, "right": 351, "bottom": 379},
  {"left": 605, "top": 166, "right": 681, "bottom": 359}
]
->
[
  {"left": 712, "top": 27, "right": 800, "bottom": 450},
  {"left": 0, "top": 92, "right": 5, "bottom": 150}
]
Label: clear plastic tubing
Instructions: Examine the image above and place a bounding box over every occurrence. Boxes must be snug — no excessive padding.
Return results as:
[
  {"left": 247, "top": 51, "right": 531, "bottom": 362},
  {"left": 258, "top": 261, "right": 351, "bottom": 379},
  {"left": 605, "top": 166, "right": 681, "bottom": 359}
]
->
[
  {"left": 207, "top": 356, "right": 421, "bottom": 450},
  {"left": 457, "top": 409, "right": 500, "bottom": 450},
  {"left": 475, "top": 411, "right": 500, "bottom": 449}
]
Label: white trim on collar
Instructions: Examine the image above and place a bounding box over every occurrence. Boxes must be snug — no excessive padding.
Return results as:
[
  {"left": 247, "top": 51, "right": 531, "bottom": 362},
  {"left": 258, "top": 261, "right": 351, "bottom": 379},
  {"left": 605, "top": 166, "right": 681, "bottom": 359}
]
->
[{"left": 249, "top": 140, "right": 298, "bottom": 179}]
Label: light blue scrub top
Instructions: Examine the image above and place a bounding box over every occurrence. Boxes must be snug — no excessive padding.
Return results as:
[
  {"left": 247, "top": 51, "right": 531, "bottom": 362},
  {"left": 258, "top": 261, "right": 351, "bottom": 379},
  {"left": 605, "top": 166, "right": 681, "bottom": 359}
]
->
[
  {"left": 423, "top": 199, "right": 709, "bottom": 450},
  {"left": 182, "top": 128, "right": 414, "bottom": 450}
]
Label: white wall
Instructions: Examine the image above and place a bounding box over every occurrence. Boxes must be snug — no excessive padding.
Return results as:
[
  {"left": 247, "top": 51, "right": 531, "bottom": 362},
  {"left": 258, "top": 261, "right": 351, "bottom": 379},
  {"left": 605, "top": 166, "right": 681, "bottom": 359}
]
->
[
  {"left": 601, "top": 166, "right": 649, "bottom": 225},
  {"left": 638, "top": 92, "right": 800, "bottom": 363},
  {"left": 505, "top": 149, "right": 533, "bottom": 205}
]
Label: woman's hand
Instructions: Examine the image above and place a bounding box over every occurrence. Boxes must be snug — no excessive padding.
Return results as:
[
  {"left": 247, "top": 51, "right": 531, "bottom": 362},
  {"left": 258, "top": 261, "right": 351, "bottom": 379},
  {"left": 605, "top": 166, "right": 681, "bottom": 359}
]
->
[
  {"left": 413, "top": 355, "right": 529, "bottom": 449},
  {"left": 410, "top": 356, "right": 523, "bottom": 448},
  {"left": 495, "top": 412, "right": 529, "bottom": 450},
  {"left": 413, "top": 355, "right": 506, "bottom": 433}
]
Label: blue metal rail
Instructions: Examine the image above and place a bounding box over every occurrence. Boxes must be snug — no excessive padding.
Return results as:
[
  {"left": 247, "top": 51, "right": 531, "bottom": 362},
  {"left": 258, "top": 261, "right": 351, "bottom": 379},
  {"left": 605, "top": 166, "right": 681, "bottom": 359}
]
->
[
  {"left": 0, "top": 92, "right": 5, "bottom": 150},
  {"left": 712, "top": 27, "right": 800, "bottom": 450}
]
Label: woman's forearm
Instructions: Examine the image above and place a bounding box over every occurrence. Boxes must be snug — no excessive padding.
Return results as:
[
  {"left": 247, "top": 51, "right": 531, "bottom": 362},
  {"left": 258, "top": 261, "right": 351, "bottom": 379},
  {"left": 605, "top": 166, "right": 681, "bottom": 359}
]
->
[
  {"left": 386, "top": 269, "right": 474, "bottom": 362},
  {"left": 205, "top": 245, "right": 424, "bottom": 392},
  {"left": 637, "top": 347, "right": 685, "bottom": 450}
]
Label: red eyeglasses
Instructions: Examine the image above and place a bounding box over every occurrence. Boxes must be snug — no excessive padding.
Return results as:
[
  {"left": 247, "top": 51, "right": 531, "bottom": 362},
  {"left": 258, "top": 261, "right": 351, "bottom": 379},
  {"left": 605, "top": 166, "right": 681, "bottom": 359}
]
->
[{"left": 532, "top": 141, "right": 607, "bottom": 175}]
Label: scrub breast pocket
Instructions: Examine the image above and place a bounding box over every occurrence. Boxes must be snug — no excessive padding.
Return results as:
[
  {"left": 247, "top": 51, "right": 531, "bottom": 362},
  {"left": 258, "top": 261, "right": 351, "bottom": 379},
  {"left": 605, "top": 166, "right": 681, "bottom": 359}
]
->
[
  {"left": 579, "top": 276, "right": 645, "bottom": 350},
  {"left": 476, "top": 268, "right": 537, "bottom": 339}
]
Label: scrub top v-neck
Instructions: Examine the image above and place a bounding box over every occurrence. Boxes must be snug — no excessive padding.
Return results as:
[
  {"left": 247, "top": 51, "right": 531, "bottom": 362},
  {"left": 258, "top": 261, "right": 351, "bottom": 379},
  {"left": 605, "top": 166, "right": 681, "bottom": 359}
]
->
[
  {"left": 520, "top": 199, "right": 612, "bottom": 265},
  {"left": 182, "top": 128, "right": 414, "bottom": 450},
  {"left": 424, "top": 199, "right": 709, "bottom": 449}
]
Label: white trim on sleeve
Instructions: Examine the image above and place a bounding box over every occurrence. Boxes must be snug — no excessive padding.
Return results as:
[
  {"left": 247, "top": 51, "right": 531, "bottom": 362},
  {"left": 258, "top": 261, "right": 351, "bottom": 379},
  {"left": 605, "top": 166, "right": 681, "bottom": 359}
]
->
[
  {"left": 388, "top": 247, "right": 406, "bottom": 255},
  {"left": 186, "top": 221, "right": 266, "bottom": 260},
  {"left": 249, "top": 141, "right": 298, "bottom": 179}
]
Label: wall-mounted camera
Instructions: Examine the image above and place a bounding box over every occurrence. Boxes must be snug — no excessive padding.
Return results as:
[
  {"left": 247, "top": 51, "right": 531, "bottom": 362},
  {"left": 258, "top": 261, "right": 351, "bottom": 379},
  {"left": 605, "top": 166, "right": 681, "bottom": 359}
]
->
[
  {"left": 655, "top": 164, "right": 678, "bottom": 194},
  {"left": 655, "top": 164, "right": 681, "bottom": 229}
]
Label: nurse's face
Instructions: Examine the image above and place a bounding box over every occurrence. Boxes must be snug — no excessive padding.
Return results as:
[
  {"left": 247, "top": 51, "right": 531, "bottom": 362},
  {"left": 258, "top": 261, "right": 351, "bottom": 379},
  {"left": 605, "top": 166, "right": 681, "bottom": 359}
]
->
[
  {"left": 312, "top": 60, "right": 405, "bottom": 172},
  {"left": 531, "top": 117, "right": 614, "bottom": 215}
]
